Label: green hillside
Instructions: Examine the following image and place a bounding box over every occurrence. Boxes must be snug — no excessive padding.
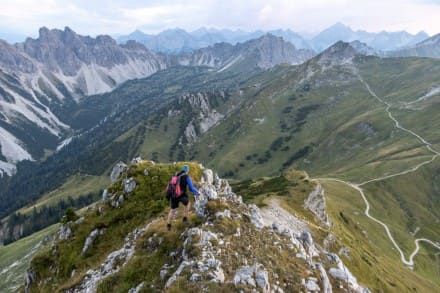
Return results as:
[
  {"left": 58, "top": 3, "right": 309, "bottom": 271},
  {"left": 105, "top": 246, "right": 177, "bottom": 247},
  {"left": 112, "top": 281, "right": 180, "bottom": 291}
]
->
[
  {"left": 0, "top": 224, "right": 59, "bottom": 293},
  {"left": 23, "top": 162, "right": 439, "bottom": 292},
  {"left": 107, "top": 55, "right": 440, "bottom": 285},
  {"left": 2, "top": 48, "right": 439, "bottom": 289}
]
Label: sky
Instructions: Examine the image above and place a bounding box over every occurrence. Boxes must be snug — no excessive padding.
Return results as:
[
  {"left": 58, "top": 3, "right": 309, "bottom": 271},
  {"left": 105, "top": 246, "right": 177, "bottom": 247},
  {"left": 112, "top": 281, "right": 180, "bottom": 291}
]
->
[{"left": 0, "top": 0, "right": 440, "bottom": 41}]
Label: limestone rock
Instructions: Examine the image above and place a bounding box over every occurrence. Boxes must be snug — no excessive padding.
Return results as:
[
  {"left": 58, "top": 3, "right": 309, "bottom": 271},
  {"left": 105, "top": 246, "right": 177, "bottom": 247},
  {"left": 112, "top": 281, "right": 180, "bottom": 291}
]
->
[
  {"left": 317, "top": 263, "right": 333, "bottom": 293},
  {"left": 190, "top": 273, "right": 201, "bottom": 282},
  {"left": 75, "top": 217, "right": 85, "bottom": 225},
  {"left": 215, "top": 209, "right": 231, "bottom": 219},
  {"left": 200, "top": 184, "right": 218, "bottom": 200},
  {"left": 110, "top": 162, "right": 127, "bottom": 183},
  {"left": 326, "top": 252, "right": 369, "bottom": 292},
  {"left": 305, "top": 278, "right": 320, "bottom": 291},
  {"left": 24, "top": 269, "right": 36, "bottom": 293},
  {"left": 82, "top": 229, "right": 105, "bottom": 255},
  {"left": 59, "top": 224, "right": 72, "bottom": 240},
  {"left": 256, "top": 268, "right": 270, "bottom": 292},
  {"left": 233, "top": 265, "right": 256, "bottom": 287},
  {"left": 128, "top": 282, "right": 145, "bottom": 293},
  {"left": 165, "top": 261, "right": 190, "bottom": 288},
  {"left": 131, "top": 156, "right": 142, "bottom": 164},
  {"left": 233, "top": 263, "right": 269, "bottom": 291},
  {"left": 247, "top": 204, "right": 264, "bottom": 229},
  {"left": 124, "top": 177, "right": 137, "bottom": 193},
  {"left": 194, "top": 197, "right": 208, "bottom": 217},
  {"left": 202, "top": 169, "right": 214, "bottom": 184},
  {"left": 300, "top": 231, "right": 319, "bottom": 258},
  {"left": 304, "top": 184, "right": 331, "bottom": 228},
  {"left": 71, "top": 222, "right": 156, "bottom": 292},
  {"left": 101, "top": 189, "right": 108, "bottom": 201}
]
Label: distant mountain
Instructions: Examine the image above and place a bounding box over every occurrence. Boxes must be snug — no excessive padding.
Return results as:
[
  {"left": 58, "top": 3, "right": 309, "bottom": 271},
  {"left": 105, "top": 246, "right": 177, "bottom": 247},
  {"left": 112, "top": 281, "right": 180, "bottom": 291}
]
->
[
  {"left": 117, "top": 27, "right": 312, "bottom": 53},
  {"left": 0, "top": 28, "right": 315, "bottom": 176},
  {"left": 177, "top": 34, "right": 316, "bottom": 71},
  {"left": 0, "top": 27, "right": 167, "bottom": 175},
  {"left": 349, "top": 40, "right": 382, "bottom": 56},
  {"left": 388, "top": 33, "right": 440, "bottom": 58},
  {"left": 310, "top": 22, "right": 429, "bottom": 52},
  {"left": 118, "top": 24, "right": 431, "bottom": 54}
]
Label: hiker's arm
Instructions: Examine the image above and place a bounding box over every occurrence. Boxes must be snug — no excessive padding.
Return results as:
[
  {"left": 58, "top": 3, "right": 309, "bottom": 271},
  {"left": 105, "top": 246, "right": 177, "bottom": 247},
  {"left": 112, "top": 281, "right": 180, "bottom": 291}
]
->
[{"left": 186, "top": 176, "right": 199, "bottom": 196}]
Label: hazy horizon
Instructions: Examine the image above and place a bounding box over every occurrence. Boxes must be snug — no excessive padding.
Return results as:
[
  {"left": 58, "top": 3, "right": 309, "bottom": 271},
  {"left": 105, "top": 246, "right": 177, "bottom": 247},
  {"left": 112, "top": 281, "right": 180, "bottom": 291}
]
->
[{"left": 0, "top": 0, "right": 439, "bottom": 43}]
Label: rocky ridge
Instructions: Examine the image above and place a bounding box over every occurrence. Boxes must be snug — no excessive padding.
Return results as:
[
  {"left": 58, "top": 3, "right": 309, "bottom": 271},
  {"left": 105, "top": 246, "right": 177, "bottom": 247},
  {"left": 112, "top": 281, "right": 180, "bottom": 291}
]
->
[
  {"left": 25, "top": 161, "right": 369, "bottom": 292},
  {"left": 0, "top": 29, "right": 315, "bottom": 176}
]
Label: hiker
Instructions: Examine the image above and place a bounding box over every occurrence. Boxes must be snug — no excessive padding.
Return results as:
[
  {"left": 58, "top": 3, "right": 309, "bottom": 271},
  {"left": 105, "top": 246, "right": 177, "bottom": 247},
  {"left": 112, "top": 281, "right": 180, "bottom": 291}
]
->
[{"left": 166, "top": 165, "right": 199, "bottom": 230}]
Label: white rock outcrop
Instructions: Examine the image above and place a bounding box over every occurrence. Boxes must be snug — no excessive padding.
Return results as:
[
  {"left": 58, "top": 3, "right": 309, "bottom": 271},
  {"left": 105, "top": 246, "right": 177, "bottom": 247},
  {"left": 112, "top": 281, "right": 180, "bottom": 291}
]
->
[
  {"left": 327, "top": 252, "right": 370, "bottom": 293},
  {"left": 59, "top": 224, "right": 72, "bottom": 240},
  {"left": 70, "top": 223, "right": 155, "bottom": 293},
  {"left": 124, "top": 177, "right": 136, "bottom": 193},
  {"left": 304, "top": 184, "right": 331, "bottom": 228},
  {"left": 110, "top": 162, "right": 127, "bottom": 183},
  {"left": 81, "top": 229, "right": 106, "bottom": 255},
  {"left": 247, "top": 204, "right": 265, "bottom": 230},
  {"left": 233, "top": 263, "right": 270, "bottom": 292}
]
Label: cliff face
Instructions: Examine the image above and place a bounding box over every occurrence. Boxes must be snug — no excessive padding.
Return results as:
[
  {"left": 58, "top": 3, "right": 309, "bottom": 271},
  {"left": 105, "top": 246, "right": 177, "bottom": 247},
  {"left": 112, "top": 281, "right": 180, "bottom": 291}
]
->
[{"left": 25, "top": 161, "right": 368, "bottom": 293}]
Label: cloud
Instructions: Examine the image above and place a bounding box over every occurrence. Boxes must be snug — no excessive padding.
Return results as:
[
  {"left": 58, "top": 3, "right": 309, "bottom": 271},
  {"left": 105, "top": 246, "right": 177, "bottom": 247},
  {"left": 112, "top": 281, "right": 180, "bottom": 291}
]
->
[{"left": 0, "top": 0, "right": 439, "bottom": 39}]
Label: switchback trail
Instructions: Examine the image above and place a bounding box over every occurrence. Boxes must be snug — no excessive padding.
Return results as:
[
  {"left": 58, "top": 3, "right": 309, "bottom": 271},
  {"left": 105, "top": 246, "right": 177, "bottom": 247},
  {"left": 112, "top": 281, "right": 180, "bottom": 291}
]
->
[{"left": 314, "top": 67, "right": 440, "bottom": 268}]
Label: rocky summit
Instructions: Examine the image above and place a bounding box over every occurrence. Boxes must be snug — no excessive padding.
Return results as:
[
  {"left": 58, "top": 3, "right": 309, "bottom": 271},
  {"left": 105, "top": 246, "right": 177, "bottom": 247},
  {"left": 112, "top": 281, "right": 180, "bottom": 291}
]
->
[
  {"left": 0, "top": 28, "right": 314, "bottom": 177},
  {"left": 23, "top": 160, "right": 369, "bottom": 292}
]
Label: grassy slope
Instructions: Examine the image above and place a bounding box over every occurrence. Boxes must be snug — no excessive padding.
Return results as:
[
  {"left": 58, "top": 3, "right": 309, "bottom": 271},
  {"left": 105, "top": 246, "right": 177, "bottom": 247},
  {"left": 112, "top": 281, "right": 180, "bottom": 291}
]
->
[
  {"left": 27, "top": 162, "right": 202, "bottom": 292},
  {"left": 321, "top": 180, "right": 439, "bottom": 292},
  {"left": 14, "top": 56, "right": 440, "bottom": 289},
  {"left": 232, "top": 171, "right": 439, "bottom": 291},
  {"left": 16, "top": 175, "right": 108, "bottom": 215},
  {"left": 106, "top": 58, "right": 439, "bottom": 284},
  {"left": 0, "top": 224, "right": 59, "bottom": 293}
]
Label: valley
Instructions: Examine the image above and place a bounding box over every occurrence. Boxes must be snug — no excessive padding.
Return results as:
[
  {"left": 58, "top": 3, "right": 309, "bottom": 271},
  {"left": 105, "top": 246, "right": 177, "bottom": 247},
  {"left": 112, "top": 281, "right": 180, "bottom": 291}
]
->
[{"left": 0, "top": 25, "right": 439, "bottom": 291}]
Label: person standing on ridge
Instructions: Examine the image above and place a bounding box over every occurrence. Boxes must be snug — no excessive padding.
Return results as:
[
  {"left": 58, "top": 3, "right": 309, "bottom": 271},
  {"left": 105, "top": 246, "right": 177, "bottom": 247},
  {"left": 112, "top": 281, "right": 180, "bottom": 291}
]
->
[{"left": 166, "top": 165, "right": 199, "bottom": 230}]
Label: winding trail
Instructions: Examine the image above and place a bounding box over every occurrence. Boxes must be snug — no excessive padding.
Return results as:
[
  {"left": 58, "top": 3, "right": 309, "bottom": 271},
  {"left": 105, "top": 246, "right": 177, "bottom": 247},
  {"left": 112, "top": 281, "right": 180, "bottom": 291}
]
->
[{"left": 314, "top": 67, "right": 440, "bottom": 268}]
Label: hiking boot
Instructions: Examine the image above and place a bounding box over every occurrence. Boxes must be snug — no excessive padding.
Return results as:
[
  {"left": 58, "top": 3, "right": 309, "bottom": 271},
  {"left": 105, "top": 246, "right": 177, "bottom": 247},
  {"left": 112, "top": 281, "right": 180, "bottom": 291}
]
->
[
  {"left": 167, "top": 223, "right": 171, "bottom": 231},
  {"left": 182, "top": 216, "right": 188, "bottom": 223}
]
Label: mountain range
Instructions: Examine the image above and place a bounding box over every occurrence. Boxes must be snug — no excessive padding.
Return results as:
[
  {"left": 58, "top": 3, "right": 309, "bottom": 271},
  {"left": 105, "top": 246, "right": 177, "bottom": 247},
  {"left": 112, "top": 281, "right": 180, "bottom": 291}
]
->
[
  {"left": 116, "top": 23, "right": 429, "bottom": 54},
  {"left": 0, "top": 23, "right": 439, "bottom": 291},
  {"left": 0, "top": 27, "right": 313, "bottom": 176}
]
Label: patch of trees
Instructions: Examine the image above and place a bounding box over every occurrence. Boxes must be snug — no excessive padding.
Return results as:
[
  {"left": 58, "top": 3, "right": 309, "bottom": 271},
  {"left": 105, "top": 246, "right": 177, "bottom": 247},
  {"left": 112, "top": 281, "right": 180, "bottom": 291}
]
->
[
  {"left": 282, "top": 145, "right": 312, "bottom": 168},
  {"left": 2, "top": 193, "right": 99, "bottom": 245}
]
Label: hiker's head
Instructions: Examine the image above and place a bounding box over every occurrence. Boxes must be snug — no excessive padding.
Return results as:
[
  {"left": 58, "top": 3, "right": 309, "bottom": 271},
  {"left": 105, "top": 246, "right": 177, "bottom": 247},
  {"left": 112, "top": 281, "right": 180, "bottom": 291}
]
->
[{"left": 181, "top": 165, "right": 189, "bottom": 173}]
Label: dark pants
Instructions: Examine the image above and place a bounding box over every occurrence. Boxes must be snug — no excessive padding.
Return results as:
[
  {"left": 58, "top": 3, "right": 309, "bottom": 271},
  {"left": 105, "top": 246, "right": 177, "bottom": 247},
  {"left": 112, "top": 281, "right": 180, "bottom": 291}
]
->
[{"left": 170, "top": 193, "right": 189, "bottom": 209}]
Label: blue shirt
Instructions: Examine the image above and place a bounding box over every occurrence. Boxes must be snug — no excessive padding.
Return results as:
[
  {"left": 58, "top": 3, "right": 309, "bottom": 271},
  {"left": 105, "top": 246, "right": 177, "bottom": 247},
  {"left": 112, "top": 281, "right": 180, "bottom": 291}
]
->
[{"left": 186, "top": 176, "right": 199, "bottom": 196}]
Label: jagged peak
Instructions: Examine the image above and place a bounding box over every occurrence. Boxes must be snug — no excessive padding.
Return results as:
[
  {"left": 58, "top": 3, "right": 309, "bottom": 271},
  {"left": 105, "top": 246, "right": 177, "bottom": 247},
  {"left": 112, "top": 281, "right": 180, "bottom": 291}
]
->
[{"left": 315, "top": 40, "right": 358, "bottom": 64}]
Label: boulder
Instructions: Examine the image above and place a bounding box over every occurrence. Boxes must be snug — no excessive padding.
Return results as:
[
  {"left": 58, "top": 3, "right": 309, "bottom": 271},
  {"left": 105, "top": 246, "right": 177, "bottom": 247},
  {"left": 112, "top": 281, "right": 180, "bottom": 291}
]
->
[
  {"left": 124, "top": 177, "right": 136, "bottom": 193},
  {"left": 128, "top": 282, "right": 145, "bottom": 293},
  {"left": 233, "top": 263, "right": 269, "bottom": 291},
  {"left": 200, "top": 184, "right": 218, "bottom": 200},
  {"left": 82, "top": 229, "right": 105, "bottom": 255},
  {"left": 59, "top": 224, "right": 72, "bottom": 240},
  {"left": 24, "top": 269, "right": 36, "bottom": 293},
  {"left": 233, "top": 265, "right": 256, "bottom": 287},
  {"left": 256, "top": 268, "right": 270, "bottom": 292},
  {"left": 247, "top": 204, "right": 264, "bottom": 229},
  {"left": 110, "top": 162, "right": 127, "bottom": 182},
  {"left": 305, "top": 278, "right": 320, "bottom": 291},
  {"left": 202, "top": 169, "right": 214, "bottom": 184},
  {"left": 75, "top": 217, "right": 85, "bottom": 225},
  {"left": 131, "top": 156, "right": 142, "bottom": 164},
  {"left": 215, "top": 210, "right": 231, "bottom": 219},
  {"left": 329, "top": 267, "right": 348, "bottom": 280},
  {"left": 101, "top": 189, "right": 108, "bottom": 201}
]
